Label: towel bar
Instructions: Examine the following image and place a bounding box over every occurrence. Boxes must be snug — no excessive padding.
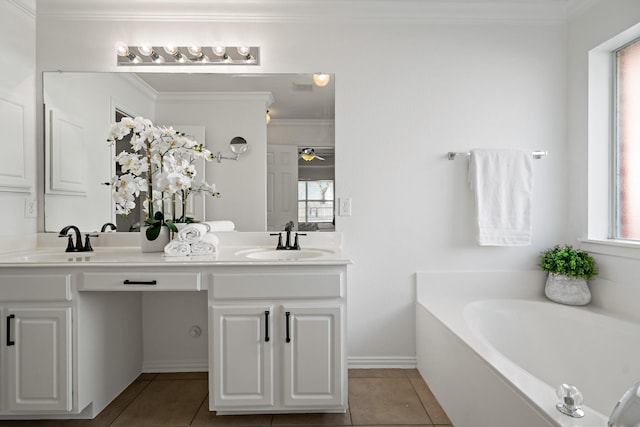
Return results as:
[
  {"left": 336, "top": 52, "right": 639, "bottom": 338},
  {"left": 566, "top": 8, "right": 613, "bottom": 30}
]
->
[{"left": 447, "top": 150, "right": 548, "bottom": 160}]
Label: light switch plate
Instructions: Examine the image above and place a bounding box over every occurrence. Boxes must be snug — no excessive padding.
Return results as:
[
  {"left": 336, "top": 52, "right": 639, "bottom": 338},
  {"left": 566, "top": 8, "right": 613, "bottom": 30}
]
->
[
  {"left": 24, "top": 197, "right": 37, "bottom": 218},
  {"left": 339, "top": 197, "right": 352, "bottom": 216}
]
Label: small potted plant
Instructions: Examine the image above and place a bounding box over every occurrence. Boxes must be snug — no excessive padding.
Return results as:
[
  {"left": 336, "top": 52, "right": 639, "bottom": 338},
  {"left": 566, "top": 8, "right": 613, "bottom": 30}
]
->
[{"left": 540, "top": 244, "right": 597, "bottom": 305}]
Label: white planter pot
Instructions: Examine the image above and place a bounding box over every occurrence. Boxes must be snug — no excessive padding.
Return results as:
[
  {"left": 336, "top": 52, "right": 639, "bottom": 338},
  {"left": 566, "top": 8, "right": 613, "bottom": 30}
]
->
[
  {"left": 140, "top": 225, "right": 170, "bottom": 253},
  {"left": 544, "top": 273, "right": 591, "bottom": 306}
]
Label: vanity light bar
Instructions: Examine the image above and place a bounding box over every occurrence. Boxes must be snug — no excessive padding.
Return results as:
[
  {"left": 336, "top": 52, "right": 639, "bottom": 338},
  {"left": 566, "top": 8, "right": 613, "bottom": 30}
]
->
[{"left": 117, "top": 45, "right": 260, "bottom": 66}]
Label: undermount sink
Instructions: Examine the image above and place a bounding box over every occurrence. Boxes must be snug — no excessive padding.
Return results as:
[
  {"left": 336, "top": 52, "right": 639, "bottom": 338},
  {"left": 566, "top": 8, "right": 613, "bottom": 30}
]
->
[
  {"left": 235, "top": 248, "right": 335, "bottom": 261},
  {"left": 1, "top": 249, "right": 95, "bottom": 264},
  {"left": 0, "top": 250, "right": 96, "bottom": 263},
  {"left": 0, "top": 248, "right": 148, "bottom": 264}
]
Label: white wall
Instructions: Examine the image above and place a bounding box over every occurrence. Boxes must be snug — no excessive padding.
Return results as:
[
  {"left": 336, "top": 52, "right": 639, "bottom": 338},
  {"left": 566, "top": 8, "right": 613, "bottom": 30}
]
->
[
  {"left": 155, "top": 92, "right": 271, "bottom": 231},
  {"left": 36, "top": 6, "right": 569, "bottom": 364},
  {"left": 268, "top": 119, "right": 335, "bottom": 148},
  {"left": 0, "top": 0, "right": 37, "bottom": 253},
  {"left": 43, "top": 73, "right": 156, "bottom": 232}
]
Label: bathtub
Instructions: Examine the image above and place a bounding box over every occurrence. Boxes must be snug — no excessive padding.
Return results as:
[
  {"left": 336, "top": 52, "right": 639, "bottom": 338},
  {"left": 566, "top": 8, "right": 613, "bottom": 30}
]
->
[{"left": 416, "top": 271, "right": 640, "bottom": 427}]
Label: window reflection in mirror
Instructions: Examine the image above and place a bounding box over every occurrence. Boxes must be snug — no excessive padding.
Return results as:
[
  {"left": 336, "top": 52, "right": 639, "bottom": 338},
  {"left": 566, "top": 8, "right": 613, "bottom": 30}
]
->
[{"left": 298, "top": 147, "right": 335, "bottom": 232}]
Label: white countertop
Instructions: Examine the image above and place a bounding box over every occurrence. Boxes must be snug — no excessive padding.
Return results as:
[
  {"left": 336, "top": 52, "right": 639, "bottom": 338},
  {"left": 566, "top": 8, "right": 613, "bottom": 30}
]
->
[
  {"left": 0, "top": 232, "right": 351, "bottom": 268},
  {"left": 0, "top": 246, "right": 350, "bottom": 267}
]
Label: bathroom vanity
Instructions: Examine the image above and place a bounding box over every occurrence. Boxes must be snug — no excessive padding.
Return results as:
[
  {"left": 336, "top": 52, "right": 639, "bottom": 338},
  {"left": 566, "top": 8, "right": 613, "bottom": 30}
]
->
[{"left": 0, "top": 234, "right": 349, "bottom": 419}]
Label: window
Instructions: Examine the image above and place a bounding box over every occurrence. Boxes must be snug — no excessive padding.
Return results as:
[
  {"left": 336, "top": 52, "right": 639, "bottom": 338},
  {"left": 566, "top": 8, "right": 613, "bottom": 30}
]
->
[
  {"left": 614, "top": 38, "right": 640, "bottom": 240},
  {"left": 298, "top": 180, "right": 334, "bottom": 224}
]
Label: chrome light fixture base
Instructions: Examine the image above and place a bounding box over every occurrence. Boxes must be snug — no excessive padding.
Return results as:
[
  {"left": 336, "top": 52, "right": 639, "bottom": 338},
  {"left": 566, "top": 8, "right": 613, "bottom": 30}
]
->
[{"left": 117, "top": 45, "right": 259, "bottom": 66}]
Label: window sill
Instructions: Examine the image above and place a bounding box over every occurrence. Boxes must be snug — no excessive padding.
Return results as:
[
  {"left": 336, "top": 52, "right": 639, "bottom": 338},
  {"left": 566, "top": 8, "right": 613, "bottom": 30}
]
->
[{"left": 578, "top": 238, "right": 640, "bottom": 260}]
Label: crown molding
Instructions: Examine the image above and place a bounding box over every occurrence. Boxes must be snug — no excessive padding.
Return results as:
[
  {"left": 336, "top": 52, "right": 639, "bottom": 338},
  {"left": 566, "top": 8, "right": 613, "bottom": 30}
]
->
[
  {"left": 566, "top": 0, "right": 602, "bottom": 19},
  {"left": 8, "top": 0, "right": 36, "bottom": 17},
  {"left": 37, "top": 0, "right": 600, "bottom": 25},
  {"left": 119, "top": 74, "right": 159, "bottom": 104},
  {"left": 156, "top": 91, "right": 275, "bottom": 107},
  {"left": 270, "top": 119, "right": 334, "bottom": 128}
]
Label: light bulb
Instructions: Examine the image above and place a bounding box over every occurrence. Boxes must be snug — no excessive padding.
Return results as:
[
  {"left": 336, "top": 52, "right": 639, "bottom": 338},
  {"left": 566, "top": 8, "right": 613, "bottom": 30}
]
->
[
  {"left": 163, "top": 46, "right": 187, "bottom": 63},
  {"left": 116, "top": 42, "right": 130, "bottom": 57},
  {"left": 266, "top": 110, "right": 271, "bottom": 124},
  {"left": 116, "top": 42, "right": 141, "bottom": 63},
  {"left": 138, "top": 46, "right": 154, "bottom": 56},
  {"left": 313, "top": 73, "right": 331, "bottom": 87},
  {"left": 236, "top": 46, "right": 251, "bottom": 57},
  {"left": 163, "top": 45, "right": 178, "bottom": 55},
  {"left": 212, "top": 45, "right": 226, "bottom": 57},
  {"left": 188, "top": 46, "right": 202, "bottom": 56}
]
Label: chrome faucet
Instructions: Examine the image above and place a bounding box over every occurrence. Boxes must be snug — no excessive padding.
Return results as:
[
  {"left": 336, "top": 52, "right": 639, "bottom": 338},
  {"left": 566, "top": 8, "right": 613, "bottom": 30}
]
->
[
  {"left": 609, "top": 382, "right": 640, "bottom": 427},
  {"left": 59, "top": 225, "right": 96, "bottom": 252}
]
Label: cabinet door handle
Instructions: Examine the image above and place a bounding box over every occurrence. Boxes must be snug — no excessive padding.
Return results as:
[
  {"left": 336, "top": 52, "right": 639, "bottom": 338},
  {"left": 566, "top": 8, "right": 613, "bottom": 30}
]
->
[
  {"left": 264, "top": 310, "right": 270, "bottom": 342},
  {"left": 123, "top": 279, "right": 157, "bottom": 285},
  {"left": 285, "top": 311, "right": 291, "bottom": 343},
  {"left": 6, "top": 314, "right": 15, "bottom": 346}
]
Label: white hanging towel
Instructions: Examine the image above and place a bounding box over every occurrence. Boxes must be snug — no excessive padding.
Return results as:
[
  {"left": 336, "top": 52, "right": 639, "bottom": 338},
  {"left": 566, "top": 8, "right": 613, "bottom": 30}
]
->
[{"left": 468, "top": 149, "right": 533, "bottom": 246}]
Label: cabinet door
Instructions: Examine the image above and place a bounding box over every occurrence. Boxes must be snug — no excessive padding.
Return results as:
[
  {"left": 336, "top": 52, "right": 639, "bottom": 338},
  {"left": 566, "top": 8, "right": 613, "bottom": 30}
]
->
[
  {"left": 4, "top": 307, "right": 72, "bottom": 412},
  {"left": 210, "top": 304, "right": 274, "bottom": 409},
  {"left": 281, "top": 304, "right": 344, "bottom": 407}
]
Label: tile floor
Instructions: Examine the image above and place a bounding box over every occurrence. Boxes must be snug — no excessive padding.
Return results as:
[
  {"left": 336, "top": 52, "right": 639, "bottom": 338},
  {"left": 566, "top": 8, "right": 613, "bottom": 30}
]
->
[{"left": 0, "top": 369, "right": 454, "bottom": 427}]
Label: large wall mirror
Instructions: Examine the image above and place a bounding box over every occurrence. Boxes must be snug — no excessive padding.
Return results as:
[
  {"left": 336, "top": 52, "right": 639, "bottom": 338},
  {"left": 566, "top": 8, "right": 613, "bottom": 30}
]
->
[{"left": 42, "top": 72, "right": 335, "bottom": 233}]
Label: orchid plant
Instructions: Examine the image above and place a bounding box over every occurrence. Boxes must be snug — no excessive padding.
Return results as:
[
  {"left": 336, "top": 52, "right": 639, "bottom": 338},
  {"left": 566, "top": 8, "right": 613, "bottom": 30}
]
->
[{"left": 107, "top": 116, "right": 220, "bottom": 240}]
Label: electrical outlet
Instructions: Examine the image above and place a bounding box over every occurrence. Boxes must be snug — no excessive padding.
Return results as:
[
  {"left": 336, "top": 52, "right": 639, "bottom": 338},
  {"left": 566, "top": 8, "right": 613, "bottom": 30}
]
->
[
  {"left": 339, "top": 197, "right": 352, "bottom": 216},
  {"left": 24, "top": 198, "right": 37, "bottom": 218}
]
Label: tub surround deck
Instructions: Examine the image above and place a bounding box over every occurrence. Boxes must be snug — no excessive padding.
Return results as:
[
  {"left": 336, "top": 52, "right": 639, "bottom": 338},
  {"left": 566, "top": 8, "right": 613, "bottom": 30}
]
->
[{"left": 416, "top": 271, "right": 634, "bottom": 427}]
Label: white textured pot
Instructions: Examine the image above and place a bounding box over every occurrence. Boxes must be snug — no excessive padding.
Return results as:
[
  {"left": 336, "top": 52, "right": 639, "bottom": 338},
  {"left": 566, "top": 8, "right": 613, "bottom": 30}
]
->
[
  {"left": 544, "top": 273, "right": 591, "bottom": 306},
  {"left": 140, "top": 225, "right": 170, "bottom": 253}
]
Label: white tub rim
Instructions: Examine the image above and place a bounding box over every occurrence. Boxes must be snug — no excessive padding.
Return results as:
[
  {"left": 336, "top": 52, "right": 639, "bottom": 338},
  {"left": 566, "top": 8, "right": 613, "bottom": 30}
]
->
[{"left": 415, "top": 270, "right": 617, "bottom": 427}]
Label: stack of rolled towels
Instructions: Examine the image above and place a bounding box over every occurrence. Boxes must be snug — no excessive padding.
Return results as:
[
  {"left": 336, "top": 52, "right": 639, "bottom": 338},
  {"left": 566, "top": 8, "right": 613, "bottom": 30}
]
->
[{"left": 164, "top": 222, "right": 224, "bottom": 257}]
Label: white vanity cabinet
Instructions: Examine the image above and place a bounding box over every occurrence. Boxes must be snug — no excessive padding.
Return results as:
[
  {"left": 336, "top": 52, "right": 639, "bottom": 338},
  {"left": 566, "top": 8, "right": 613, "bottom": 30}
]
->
[
  {"left": 209, "top": 266, "right": 347, "bottom": 414},
  {"left": 0, "top": 241, "right": 350, "bottom": 420},
  {"left": 0, "top": 274, "right": 73, "bottom": 413}
]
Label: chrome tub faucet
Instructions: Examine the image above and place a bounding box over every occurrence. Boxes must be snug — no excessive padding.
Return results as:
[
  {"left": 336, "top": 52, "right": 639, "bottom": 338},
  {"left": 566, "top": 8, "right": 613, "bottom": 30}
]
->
[{"left": 609, "top": 382, "right": 640, "bottom": 427}]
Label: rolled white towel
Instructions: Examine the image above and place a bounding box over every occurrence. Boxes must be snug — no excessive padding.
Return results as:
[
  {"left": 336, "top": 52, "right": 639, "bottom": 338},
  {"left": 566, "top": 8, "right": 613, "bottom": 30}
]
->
[
  {"left": 201, "top": 220, "right": 235, "bottom": 232},
  {"left": 164, "top": 240, "right": 191, "bottom": 257},
  {"left": 190, "top": 233, "right": 219, "bottom": 255},
  {"left": 177, "top": 223, "right": 209, "bottom": 243}
]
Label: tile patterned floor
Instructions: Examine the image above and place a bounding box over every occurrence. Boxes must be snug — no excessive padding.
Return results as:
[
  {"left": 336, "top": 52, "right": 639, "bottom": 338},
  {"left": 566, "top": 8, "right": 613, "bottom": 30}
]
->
[{"left": 0, "top": 369, "right": 454, "bottom": 426}]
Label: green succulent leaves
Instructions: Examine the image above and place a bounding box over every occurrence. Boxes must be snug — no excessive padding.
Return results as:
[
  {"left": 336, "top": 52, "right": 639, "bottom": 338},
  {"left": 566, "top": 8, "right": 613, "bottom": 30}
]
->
[{"left": 540, "top": 244, "right": 597, "bottom": 280}]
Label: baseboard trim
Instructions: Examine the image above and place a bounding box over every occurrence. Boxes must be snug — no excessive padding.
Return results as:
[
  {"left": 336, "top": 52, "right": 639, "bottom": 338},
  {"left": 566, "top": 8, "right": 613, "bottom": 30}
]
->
[
  {"left": 348, "top": 356, "right": 416, "bottom": 369},
  {"left": 142, "top": 359, "right": 208, "bottom": 373},
  {"left": 143, "top": 357, "right": 416, "bottom": 372}
]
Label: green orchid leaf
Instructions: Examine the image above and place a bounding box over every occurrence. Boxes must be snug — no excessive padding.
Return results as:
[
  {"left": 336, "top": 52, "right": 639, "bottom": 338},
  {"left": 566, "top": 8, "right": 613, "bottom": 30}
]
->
[
  {"left": 165, "top": 220, "right": 178, "bottom": 233},
  {"left": 145, "top": 224, "right": 162, "bottom": 241}
]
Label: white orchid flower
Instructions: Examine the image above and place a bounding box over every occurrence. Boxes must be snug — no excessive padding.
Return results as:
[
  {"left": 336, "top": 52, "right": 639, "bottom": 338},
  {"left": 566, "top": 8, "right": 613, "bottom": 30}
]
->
[{"left": 107, "top": 116, "right": 220, "bottom": 223}]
